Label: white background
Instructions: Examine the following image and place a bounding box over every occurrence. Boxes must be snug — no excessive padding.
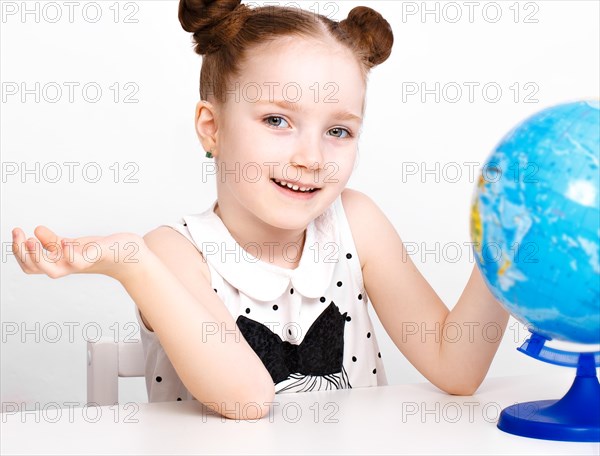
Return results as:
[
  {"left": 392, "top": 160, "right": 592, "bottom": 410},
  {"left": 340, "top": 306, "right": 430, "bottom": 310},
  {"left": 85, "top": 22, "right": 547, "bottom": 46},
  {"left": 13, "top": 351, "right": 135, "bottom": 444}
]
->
[{"left": 1, "top": 0, "right": 599, "bottom": 408}]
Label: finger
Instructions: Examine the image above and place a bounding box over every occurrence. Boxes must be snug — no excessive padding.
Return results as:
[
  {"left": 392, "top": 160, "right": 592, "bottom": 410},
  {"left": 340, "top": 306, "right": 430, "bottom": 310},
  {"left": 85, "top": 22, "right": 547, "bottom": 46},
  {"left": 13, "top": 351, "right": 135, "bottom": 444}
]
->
[
  {"left": 11, "top": 230, "right": 42, "bottom": 274},
  {"left": 11, "top": 228, "right": 22, "bottom": 256},
  {"left": 11, "top": 229, "right": 28, "bottom": 271},
  {"left": 24, "top": 236, "right": 44, "bottom": 262},
  {"left": 11, "top": 227, "right": 27, "bottom": 252},
  {"left": 33, "top": 225, "right": 61, "bottom": 254},
  {"left": 12, "top": 229, "right": 30, "bottom": 264},
  {"left": 13, "top": 228, "right": 35, "bottom": 254},
  {"left": 13, "top": 230, "right": 61, "bottom": 275},
  {"left": 22, "top": 236, "right": 64, "bottom": 278}
]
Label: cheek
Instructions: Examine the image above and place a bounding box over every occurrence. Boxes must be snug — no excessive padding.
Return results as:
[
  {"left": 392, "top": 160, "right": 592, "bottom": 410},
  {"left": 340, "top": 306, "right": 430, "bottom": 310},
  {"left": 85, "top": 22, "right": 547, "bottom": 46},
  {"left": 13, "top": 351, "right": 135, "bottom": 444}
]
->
[
  {"left": 224, "top": 121, "right": 273, "bottom": 157},
  {"left": 221, "top": 124, "right": 248, "bottom": 152},
  {"left": 327, "top": 150, "right": 356, "bottom": 179}
]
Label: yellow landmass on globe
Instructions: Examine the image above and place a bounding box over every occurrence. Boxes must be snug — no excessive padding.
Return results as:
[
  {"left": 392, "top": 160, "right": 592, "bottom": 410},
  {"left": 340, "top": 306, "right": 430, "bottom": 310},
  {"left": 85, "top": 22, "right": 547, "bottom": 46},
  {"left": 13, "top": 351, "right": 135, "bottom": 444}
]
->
[
  {"left": 470, "top": 200, "right": 483, "bottom": 255},
  {"left": 498, "top": 258, "right": 511, "bottom": 276}
]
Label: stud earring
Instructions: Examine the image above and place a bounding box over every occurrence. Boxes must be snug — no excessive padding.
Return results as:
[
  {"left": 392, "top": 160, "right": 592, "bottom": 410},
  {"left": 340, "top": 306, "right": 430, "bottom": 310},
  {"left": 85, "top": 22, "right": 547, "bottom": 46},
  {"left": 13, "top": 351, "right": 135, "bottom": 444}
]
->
[{"left": 205, "top": 149, "right": 214, "bottom": 158}]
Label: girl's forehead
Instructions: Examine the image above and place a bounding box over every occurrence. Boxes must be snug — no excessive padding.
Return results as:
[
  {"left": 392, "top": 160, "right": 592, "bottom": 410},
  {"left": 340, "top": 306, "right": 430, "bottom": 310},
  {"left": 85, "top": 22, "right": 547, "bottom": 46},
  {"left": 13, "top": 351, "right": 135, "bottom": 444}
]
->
[
  {"left": 236, "top": 37, "right": 365, "bottom": 103},
  {"left": 245, "top": 36, "right": 360, "bottom": 74}
]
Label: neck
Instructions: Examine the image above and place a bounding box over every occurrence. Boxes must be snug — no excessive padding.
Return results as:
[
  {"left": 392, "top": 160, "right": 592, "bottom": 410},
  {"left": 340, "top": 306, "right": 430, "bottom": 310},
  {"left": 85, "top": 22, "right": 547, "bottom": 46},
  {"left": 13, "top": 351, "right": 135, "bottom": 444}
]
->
[{"left": 213, "top": 201, "right": 307, "bottom": 270}]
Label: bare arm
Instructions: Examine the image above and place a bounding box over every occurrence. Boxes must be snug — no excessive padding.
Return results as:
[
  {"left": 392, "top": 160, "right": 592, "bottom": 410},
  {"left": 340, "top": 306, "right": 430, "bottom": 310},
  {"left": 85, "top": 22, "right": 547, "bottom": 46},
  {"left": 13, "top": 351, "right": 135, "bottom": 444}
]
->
[
  {"left": 342, "top": 189, "right": 509, "bottom": 395},
  {"left": 120, "top": 230, "right": 275, "bottom": 419},
  {"left": 437, "top": 263, "right": 510, "bottom": 393},
  {"left": 12, "top": 225, "right": 275, "bottom": 419}
]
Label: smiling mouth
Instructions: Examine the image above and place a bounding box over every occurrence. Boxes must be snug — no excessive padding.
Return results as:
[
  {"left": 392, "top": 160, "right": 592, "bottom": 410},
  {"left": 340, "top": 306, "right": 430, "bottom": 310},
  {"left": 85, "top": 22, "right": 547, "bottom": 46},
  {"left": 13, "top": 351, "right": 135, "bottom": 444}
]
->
[{"left": 271, "top": 178, "right": 320, "bottom": 193}]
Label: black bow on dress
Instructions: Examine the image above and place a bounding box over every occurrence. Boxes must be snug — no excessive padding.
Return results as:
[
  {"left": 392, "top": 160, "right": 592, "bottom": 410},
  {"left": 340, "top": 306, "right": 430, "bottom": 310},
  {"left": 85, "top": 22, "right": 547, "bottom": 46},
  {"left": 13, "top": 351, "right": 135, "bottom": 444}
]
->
[{"left": 236, "top": 302, "right": 347, "bottom": 384}]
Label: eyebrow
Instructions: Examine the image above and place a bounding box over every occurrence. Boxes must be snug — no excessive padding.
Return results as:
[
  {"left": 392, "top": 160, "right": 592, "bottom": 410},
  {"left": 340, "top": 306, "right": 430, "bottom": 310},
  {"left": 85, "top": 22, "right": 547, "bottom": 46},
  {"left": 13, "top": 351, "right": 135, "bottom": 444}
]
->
[{"left": 256, "top": 99, "right": 363, "bottom": 123}]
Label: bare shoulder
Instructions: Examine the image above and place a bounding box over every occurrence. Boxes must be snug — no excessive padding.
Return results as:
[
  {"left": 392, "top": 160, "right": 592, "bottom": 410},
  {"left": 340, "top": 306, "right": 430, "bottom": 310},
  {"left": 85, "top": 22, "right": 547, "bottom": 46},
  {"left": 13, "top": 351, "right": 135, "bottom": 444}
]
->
[
  {"left": 143, "top": 226, "right": 211, "bottom": 283},
  {"left": 140, "top": 226, "right": 212, "bottom": 331},
  {"left": 340, "top": 188, "right": 385, "bottom": 271}
]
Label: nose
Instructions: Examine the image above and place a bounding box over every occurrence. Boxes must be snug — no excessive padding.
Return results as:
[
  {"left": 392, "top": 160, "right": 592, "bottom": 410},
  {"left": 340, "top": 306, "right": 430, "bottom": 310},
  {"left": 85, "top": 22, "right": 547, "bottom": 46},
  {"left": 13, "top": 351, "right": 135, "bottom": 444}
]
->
[{"left": 288, "top": 132, "right": 324, "bottom": 172}]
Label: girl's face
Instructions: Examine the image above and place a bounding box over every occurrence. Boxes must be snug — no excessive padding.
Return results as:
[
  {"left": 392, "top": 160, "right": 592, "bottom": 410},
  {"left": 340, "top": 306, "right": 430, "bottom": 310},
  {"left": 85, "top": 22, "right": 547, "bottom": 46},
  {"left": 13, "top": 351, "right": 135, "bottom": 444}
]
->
[{"left": 212, "top": 36, "right": 365, "bottom": 231}]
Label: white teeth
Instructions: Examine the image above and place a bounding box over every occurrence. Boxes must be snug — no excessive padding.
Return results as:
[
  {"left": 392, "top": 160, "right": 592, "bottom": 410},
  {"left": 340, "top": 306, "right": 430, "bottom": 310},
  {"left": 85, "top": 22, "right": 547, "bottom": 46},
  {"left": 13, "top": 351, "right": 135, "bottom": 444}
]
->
[{"left": 274, "top": 179, "right": 315, "bottom": 192}]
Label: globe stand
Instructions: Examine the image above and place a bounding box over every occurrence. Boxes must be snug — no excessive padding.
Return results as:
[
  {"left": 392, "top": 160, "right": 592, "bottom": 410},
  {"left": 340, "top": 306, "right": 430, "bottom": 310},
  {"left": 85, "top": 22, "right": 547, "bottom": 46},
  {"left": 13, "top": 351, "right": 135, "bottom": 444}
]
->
[{"left": 497, "top": 330, "right": 600, "bottom": 442}]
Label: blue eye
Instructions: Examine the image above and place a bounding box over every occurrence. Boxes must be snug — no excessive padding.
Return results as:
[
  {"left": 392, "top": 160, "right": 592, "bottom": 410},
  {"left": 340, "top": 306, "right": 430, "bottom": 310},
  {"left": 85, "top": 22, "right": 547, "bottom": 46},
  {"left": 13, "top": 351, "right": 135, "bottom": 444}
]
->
[
  {"left": 329, "top": 127, "right": 352, "bottom": 138},
  {"left": 264, "top": 116, "right": 289, "bottom": 128}
]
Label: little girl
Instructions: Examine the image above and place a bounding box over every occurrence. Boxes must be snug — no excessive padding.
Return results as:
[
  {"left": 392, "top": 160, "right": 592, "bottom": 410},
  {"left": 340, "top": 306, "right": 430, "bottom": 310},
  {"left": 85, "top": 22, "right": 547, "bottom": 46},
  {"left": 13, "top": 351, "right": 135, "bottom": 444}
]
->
[{"left": 11, "top": 0, "right": 509, "bottom": 420}]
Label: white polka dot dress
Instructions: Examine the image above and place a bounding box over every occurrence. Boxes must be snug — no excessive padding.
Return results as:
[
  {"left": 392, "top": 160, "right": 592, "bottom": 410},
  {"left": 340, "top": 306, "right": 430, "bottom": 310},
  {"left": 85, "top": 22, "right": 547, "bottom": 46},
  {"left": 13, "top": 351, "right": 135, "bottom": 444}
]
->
[{"left": 135, "top": 194, "right": 388, "bottom": 402}]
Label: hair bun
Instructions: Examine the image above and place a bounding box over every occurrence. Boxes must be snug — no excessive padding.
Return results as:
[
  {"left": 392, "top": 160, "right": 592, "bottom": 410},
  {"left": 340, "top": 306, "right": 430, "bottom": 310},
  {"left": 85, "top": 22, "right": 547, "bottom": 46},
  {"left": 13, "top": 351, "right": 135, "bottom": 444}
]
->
[
  {"left": 339, "top": 6, "right": 393, "bottom": 68},
  {"left": 179, "top": 0, "right": 250, "bottom": 54}
]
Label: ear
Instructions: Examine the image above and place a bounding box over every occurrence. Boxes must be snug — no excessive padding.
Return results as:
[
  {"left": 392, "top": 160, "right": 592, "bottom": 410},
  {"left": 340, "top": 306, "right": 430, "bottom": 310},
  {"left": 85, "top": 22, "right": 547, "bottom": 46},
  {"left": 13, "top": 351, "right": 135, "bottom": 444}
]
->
[{"left": 195, "top": 100, "right": 219, "bottom": 153}]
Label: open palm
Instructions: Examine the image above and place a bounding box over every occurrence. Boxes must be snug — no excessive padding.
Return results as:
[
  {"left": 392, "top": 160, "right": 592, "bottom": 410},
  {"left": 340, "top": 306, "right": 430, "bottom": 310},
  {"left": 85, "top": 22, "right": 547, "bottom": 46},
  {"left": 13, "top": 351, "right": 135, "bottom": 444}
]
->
[{"left": 11, "top": 225, "right": 145, "bottom": 281}]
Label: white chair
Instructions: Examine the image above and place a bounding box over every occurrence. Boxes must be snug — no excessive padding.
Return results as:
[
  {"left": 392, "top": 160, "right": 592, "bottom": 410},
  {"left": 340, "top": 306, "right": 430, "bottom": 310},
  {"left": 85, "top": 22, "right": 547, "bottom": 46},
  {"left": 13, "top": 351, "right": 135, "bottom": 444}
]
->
[{"left": 87, "top": 337, "right": 146, "bottom": 406}]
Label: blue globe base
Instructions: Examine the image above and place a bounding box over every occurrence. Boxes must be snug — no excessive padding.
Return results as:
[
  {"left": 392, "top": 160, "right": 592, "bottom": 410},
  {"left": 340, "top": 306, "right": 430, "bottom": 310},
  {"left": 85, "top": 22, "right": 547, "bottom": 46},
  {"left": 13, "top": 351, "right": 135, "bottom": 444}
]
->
[{"left": 498, "top": 353, "right": 600, "bottom": 442}]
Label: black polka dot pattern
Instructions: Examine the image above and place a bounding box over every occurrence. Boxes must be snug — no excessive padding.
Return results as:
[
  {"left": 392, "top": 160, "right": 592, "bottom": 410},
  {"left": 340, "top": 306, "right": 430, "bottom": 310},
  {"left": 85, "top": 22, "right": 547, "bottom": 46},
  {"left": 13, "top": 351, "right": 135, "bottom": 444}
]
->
[{"left": 145, "top": 202, "right": 389, "bottom": 401}]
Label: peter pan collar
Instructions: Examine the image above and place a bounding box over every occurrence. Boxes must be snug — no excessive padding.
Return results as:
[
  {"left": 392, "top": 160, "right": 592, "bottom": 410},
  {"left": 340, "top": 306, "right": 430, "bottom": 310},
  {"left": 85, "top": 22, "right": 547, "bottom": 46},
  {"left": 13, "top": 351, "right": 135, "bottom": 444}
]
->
[{"left": 182, "top": 197, "right": 341, "bottom": 302}]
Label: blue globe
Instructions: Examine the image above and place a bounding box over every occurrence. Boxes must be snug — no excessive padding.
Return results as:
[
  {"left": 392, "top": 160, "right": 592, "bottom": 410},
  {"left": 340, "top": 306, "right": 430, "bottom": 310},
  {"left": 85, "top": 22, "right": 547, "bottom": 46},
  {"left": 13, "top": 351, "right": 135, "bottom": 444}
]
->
[{"left": 471, "top": 100, "right": 600, "bottom": 344}]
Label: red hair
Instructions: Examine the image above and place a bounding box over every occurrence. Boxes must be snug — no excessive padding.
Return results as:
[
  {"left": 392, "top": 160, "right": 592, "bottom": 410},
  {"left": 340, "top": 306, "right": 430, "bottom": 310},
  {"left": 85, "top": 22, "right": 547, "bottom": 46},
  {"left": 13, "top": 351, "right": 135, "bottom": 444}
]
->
[{"left": 178, "top": 0, "right": 394, "bottom": 104}]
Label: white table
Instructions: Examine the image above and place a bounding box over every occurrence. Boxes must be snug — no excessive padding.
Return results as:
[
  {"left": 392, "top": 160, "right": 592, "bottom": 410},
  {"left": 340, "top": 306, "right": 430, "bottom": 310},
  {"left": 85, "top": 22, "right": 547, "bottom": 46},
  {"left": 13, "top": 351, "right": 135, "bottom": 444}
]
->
[{"left": 2, "top": 372, "right": 599, "bottom": 455}]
